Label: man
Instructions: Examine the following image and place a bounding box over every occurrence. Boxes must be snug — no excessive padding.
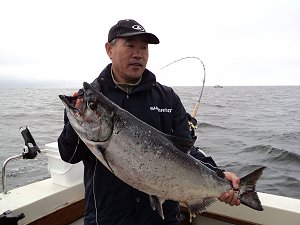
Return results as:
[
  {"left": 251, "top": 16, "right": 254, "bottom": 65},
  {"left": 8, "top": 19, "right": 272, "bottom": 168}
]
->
[{"left": 58, "top": 19, "right": 240, "bottom": 225}]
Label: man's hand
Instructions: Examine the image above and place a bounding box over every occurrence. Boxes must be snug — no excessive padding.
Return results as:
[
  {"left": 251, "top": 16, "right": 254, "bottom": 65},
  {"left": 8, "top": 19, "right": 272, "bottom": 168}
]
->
[
  {"left": 73, "top": 92, "right": 83, "bottom": 109},
  {"left": 218, "top": 172, "right": 241, "bottom": 206}
]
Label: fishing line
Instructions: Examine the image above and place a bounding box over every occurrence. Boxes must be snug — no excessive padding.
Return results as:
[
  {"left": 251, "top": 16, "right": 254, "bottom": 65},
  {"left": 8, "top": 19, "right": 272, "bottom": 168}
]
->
[{"left": 161, "top": 56, "right": 206, "bottom": 120}]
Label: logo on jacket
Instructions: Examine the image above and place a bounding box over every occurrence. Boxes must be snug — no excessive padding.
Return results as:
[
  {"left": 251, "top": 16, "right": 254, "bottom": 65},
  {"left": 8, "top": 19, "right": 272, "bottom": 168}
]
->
[{"left": 150, "top": 106, "right": 172, "bottom": 113}]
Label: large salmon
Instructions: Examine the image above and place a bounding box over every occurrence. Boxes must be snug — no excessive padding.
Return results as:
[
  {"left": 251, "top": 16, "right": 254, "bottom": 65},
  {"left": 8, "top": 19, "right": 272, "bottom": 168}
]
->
[{"left": 59, "top": 82, "right": 265, "bottom": 218}]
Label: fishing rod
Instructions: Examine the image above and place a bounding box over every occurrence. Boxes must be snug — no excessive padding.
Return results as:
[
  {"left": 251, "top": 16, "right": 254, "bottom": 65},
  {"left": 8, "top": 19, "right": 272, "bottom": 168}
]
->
[{"left": 161, "top": 56, "right": 206, "bottom": 122}]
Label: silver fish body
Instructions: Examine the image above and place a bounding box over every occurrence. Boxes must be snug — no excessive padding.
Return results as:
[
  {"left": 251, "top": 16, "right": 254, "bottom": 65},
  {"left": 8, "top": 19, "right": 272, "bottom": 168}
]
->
[{"left": 59, "top": 82, "right": 265, "bottom": 217}]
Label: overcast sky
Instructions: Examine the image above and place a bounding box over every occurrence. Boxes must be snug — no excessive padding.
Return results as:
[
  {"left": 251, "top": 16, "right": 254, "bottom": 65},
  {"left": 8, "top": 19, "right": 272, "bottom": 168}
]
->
[{"left": 0, "top": 0, "right": 299, "bottom": 87}]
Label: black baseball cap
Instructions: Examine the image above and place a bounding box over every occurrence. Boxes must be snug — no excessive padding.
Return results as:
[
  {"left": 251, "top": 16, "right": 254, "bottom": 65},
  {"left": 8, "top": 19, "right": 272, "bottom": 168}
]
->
[{"left": 108, "top": 19, "right": 159, "bottom": 44}]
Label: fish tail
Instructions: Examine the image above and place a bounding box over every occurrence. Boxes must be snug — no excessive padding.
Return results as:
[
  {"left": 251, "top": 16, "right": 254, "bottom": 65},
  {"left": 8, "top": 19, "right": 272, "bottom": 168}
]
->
[{"left": 238, "top": 166, "right": 266, "bottom": 211}]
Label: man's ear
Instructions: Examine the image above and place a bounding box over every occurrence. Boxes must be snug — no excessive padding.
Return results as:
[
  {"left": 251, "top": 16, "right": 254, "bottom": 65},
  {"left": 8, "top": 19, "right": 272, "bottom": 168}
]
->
[{"left": 105, "top": 42, "right": 113, "bottom": 59}]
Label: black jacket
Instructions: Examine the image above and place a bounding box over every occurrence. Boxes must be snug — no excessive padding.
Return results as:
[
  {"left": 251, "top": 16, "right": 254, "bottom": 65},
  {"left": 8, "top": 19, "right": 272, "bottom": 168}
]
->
[{"left": 58, "top": 64, "right": 220, "bottom": 225}]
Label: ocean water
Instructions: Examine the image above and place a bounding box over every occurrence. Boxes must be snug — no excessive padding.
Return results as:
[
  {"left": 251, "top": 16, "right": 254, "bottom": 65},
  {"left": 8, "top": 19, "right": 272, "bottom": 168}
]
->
[{"left": 0, "top": 86, "right": 299, "bottom": 200}]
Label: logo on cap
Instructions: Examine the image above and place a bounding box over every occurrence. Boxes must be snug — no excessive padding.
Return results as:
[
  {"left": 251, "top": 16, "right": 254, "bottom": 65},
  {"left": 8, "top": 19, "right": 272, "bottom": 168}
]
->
[{"left": 132, "top": 25, "right": 145, "bottom": 32}]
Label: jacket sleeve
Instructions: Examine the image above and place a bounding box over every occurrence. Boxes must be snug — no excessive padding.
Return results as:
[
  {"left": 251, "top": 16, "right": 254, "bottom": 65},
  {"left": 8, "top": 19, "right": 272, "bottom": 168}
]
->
[
  {"left": 170, "top": 91, "right": 194, "bottom": 140},
  {"left": 187, "top": 115, "right": 225, "bottom": 177},
  {"left": 190, "top": 147, "right": 225, "bottom": 178},
  {"left": 57, "top": 109, "right": 89, "bottom": 164},
  {"left": 171, "top": 92, "right": 224, "bottom": 175}
]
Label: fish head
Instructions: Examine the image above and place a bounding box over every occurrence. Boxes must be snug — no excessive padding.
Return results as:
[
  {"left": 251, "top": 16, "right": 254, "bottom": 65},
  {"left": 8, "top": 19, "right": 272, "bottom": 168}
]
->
[{"left": 59, "top": 82, "right": 115, "bottom": 143}]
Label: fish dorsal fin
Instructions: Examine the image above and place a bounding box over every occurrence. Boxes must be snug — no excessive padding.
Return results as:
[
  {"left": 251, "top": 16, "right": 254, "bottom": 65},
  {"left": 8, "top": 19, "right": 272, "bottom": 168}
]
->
[
  {"left": 165, "top": 135, "right": 194, "bottom": 153},
  {"left": 187, "top": 197, "right": 216, "bottom": 217},
  {"left": 149, "top": 195, "right": 165, "bottom": 219}
]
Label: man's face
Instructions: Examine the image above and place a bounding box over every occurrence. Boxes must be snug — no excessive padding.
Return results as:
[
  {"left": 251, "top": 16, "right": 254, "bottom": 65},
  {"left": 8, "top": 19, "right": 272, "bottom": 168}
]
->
[{"left": 106, "top": 35, "right": 149, "bottom": 83}]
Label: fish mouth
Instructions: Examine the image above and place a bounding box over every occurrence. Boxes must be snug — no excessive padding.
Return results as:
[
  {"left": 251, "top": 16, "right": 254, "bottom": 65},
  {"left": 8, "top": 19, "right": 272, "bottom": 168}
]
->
[
  {"left": 59, "top": 95, "right": 78, "bottom": 111},
  {"left": 59, "top": 83, "right": 101, "bottom": 114}
]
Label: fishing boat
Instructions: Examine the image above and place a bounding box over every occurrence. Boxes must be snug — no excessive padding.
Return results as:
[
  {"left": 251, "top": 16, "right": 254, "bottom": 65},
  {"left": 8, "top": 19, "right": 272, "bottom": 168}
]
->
[
  {"left": 213, "top": 85, "right": 223, "bottom": 88},
  {"left": 1, "top": 138, "right": 300, "bottom": 225}
]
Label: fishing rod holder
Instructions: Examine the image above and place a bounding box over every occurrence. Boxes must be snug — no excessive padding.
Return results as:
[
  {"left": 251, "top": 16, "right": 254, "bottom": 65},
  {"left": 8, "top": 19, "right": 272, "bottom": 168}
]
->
[{"left": 1, "top": 127, "right": 41, "bottom": 194}]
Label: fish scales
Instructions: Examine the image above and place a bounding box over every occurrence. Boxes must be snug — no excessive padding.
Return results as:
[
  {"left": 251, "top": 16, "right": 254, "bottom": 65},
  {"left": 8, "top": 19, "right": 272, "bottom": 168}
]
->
[{"left": 108, "top": 109, "right": 226, "bottom": 201}]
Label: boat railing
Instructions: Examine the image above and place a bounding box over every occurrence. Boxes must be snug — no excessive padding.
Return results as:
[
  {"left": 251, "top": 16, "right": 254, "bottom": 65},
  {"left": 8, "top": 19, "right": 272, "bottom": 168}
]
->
[
  {"left": 1, "top": 127, "right": 41, "bottom": 194},
  {"left": 2, "top": 154, "right": 24, "bottom": 194}
]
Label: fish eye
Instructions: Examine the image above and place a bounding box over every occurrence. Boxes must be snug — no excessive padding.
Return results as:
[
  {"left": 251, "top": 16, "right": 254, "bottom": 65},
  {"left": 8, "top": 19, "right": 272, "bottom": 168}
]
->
[{"left": 88, "top": 100, "right": 97, "bottom": 111}]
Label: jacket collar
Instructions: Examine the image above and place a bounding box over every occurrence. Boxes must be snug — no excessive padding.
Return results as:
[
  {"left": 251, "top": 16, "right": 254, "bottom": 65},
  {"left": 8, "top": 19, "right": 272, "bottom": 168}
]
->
[{"left": 97, "top": 63, "right": 157, "bottom": 93}]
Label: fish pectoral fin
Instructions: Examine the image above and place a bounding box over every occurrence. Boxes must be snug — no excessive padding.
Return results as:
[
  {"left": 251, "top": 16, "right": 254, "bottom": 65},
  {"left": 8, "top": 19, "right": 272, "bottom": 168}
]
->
[
  {"left": 149, "top": 195, "right": 165, "bottom": 219},
  {"left": 187, "top": 197, "right": 216, "bottom": 216},
  {"left": 97, "top": 145, "right": 114, "bottom": 174}
]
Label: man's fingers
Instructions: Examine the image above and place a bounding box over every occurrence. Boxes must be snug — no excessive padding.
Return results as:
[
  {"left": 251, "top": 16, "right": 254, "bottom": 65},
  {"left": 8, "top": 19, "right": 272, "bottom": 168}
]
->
[
  {"left": 75, "top": 98, "right": 83, "bottom": 109},
  {"left": 224, "top": 172, "right": 240, "bottom": 189},
  {"left": 219, "top": 190, "right": 241, "bottom": 206}
]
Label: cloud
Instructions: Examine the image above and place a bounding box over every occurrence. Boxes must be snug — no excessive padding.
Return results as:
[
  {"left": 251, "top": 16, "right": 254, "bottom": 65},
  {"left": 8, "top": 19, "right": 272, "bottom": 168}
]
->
[{"left": 0, "top": 0, "right": 299, "bottom": 86}]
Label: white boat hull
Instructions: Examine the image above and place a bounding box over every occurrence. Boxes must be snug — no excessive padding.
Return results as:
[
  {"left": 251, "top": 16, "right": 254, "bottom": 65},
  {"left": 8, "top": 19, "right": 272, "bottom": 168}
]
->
[{"left": 1, "top": 142, "right": 299, "bottom": 225}]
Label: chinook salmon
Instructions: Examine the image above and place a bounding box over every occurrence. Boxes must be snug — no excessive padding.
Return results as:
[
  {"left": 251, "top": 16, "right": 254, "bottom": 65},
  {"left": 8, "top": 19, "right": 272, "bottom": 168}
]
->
[{"left": 59, "top": 82, "right": 265, "bottom": 218}]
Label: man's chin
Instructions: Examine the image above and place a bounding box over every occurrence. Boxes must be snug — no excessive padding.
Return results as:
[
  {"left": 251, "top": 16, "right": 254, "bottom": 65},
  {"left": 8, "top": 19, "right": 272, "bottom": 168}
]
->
[{"left": 128, "top": 70, "right": 144, "bottom": 79}]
